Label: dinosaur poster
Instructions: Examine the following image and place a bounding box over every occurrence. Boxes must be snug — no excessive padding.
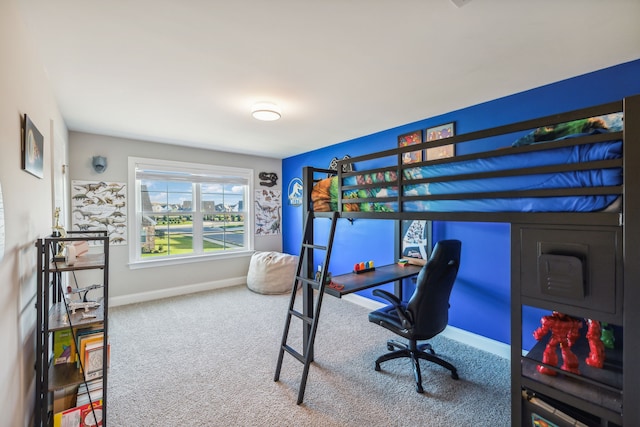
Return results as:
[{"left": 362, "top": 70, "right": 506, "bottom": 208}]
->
[
  {"left": 255, "top": 189, "right": 281, "bottom": 236},
  {"left": 71, "top": 180, "right": 127, "bottom": 245}
]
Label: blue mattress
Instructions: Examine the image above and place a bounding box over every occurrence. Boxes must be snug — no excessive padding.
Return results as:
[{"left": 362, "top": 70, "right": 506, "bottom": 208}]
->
[{"left": 401, "top": 140, "right": 622, "bottom": 212}]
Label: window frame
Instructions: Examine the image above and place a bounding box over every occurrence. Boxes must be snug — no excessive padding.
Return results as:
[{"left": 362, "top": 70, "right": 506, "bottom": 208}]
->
[{"left": 127, "top": 157, "right": 254, "bottom": 269}]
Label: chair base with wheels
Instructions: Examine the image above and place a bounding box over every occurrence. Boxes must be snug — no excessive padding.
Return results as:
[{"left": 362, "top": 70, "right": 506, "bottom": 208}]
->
[{"left": 373, "top": 337, "right": 458, "bottom": 393}]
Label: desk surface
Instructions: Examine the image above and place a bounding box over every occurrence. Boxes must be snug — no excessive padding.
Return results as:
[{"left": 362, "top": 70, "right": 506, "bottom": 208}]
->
[{"left": 325, "top": 263, "right": 422, "bottom": 298}]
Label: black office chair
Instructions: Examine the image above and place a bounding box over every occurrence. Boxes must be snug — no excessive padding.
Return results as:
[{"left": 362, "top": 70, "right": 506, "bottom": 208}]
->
[{"left": 368, "top": 239, "right": 462, "bottom": 393}]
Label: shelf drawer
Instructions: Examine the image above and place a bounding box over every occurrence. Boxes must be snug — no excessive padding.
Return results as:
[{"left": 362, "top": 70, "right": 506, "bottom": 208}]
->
[
  {"left": 516, "top": 225, "right": 622, "bottom": 319},
  {"left": 521, "top": 388, "right": 621, "bottom": 427}
]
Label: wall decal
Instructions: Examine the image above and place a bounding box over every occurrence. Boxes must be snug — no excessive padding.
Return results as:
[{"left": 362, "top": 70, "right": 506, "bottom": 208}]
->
[
  {"left": 259, "top": 172, "right": 278, "bottom": 187},
  {"left": 287, "top": 178, "right": 303, "bottom": 207}
]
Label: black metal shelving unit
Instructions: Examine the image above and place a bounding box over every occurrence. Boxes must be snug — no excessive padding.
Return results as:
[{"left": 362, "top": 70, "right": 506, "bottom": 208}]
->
[{"left": 34, "top": 230, "right": 109, "bottom": 426}]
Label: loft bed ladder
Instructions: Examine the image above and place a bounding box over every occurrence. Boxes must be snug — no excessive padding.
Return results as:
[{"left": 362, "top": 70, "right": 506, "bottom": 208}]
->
[{"left": 274, "top": 211, "right": 339, "bottom": 404}]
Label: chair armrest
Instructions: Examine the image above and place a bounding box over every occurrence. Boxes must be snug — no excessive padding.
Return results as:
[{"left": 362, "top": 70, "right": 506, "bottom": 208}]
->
[
  {"left": 372, "top": 289, "right": 413, "bottom": 329},
  {"left": 372, "top": 289, "right": 401, "bottom": 307}
]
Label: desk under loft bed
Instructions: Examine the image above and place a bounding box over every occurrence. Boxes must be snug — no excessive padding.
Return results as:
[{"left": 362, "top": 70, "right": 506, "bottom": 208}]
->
[{"left": 276, "top": 94, "right": 640, "bottom": 425}]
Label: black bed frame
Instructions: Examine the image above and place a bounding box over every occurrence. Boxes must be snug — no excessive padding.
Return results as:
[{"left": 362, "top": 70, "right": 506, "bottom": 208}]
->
[{"left": 300, "top": 94, "right": 640, "bottom": 426}]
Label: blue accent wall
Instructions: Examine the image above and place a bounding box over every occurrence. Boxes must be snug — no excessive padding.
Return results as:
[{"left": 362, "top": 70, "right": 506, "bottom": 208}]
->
[{"left": 282, "top": 59, "right": 640, "bottom": 348}]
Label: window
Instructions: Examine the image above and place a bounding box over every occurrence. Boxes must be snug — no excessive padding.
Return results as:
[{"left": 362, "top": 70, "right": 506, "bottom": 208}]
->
[{"left": 128, "top": 157, "right": 253, "bottom": 267}]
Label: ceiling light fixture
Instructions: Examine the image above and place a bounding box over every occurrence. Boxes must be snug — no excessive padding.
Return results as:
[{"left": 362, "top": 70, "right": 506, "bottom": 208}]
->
[{"left": 251, "top": 102, "right": 281, "bottom": 121}]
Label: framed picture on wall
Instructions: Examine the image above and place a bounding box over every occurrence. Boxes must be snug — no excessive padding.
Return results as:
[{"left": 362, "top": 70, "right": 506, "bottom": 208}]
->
[
  {"left": 424, "top": 122, "right": 455, "bottom": 161},
  {"left": 400, "top": 220, "right": 430, "bottom": 260},
  {"left": 398, "top": 130, "right": 423, "bottom": 164},
  {"left": 22, "top": 114, "right": 44, "bottom": 178}
]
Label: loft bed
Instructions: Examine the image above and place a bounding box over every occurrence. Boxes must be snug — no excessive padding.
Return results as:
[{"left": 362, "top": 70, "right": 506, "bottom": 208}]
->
[
  {"left": 305, "top": 101, "right": 629, "bottom": 225},
  {"left": 298, "top": 94, "right": 640, "bottom": 426}
]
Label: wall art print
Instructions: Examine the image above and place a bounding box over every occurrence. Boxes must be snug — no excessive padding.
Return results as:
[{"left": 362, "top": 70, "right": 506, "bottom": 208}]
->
[
  {"left": 398, "top": 130, "right": 423, "bottom": 164},
  {"left": 424, "top": 122, "right": 455, "bottom": 160},
  {"left": 401, "top": 220, "right": 429, "bottom": 260},
  {"left": 255, "top": 189, "right": 281, "bottom": 236},
  {"left": 71, "top": 180, "right": 127, "bottom": 245},
  {"left": 22, "top": 114, "right": 44, "bottom": 178}
]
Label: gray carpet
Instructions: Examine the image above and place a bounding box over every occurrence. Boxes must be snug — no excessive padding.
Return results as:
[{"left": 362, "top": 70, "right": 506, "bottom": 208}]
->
[{"left": 107, "top": 285, "right": 510, "bottom": 426}]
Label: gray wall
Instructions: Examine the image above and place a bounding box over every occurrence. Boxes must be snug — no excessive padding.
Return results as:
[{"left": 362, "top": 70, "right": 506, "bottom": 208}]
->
[{"left": 69, "top": 132, "right": 282, "bottom": 304}]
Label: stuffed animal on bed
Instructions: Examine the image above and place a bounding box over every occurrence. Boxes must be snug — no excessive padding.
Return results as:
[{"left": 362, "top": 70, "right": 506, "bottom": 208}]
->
[
  {"left": 512, "top": 115, "right": 620, "bottom": 147},
  {"left": 311, "top": 176, "right": 361, "bottom": 212}
]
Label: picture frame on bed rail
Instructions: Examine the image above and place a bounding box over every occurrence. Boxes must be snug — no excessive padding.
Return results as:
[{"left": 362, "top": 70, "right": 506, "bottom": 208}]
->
[
  {"left": 398, "top": 130, "right": 423, "bottom": 164},
  {"left": 424, "top": 122, "right": 455, "bottom": 161}
]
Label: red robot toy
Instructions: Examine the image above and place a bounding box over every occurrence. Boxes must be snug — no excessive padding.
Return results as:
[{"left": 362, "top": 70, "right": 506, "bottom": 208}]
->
[
  {"left": 585, "top": 319, "right": 605, "bottom": 368},
  {"left": 533, "top": 311, "right": 582, "bottom": 376}
]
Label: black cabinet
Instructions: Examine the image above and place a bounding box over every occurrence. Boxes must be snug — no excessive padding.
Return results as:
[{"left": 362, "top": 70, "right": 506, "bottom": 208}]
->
[
  {"left": 512, "top": 224, "right": 624, "bottom": 426},
  {"left": 34, "top": 231, "right": 109, "bottom": 426}
]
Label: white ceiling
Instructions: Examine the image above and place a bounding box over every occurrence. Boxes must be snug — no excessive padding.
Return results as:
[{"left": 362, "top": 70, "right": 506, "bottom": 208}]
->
[{"left": 17, "top": 0, "right": 640, "bottom": 159}]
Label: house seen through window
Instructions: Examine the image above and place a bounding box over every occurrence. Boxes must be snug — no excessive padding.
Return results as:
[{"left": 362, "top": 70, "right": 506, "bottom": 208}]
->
[{"left": 128, "top": 157, "right": 253, "bottom": 266}]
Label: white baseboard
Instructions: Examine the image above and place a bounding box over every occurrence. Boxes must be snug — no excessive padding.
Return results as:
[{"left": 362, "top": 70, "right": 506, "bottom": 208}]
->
[
  {"left": 110, "top": 276, "right": 246, "bottom": 307},
  {"left": 343, "top": 293, "right": 511, "bottom": 360},
  {"left": 440, "top": 324, "right": 511, "bottom": 360},
  {"left": 343, "top": 293, "right": 386, "bottom": 311}
]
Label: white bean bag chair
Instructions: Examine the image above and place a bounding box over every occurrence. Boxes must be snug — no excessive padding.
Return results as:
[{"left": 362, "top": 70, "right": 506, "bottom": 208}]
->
[{"left": 247, "top": 251, "right": 298, "bottom": 294}]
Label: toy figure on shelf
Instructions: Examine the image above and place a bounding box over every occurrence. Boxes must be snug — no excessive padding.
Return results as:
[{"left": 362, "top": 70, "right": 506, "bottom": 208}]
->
[
  {"left": 52, "top": 207, "right": 68, "bottom": 239},
  {"left": 601, "top": 322, "right": 615, "bottom": 349},
  {"left": 533, "top": 311, "right": 582, "bottom": 376},
  {"left": 585, "top": 319, "right": 606, "bottom": 368},
  {"left": 51, "top": 207, "right": 67, "bottom": 261}
]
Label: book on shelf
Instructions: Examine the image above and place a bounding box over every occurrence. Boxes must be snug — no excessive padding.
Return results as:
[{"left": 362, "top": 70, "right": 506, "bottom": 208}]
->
[
  {"left": 79, "top": 400, "right": 103, "bottom": 427},
  {"left": 75, "top": 326, "right": 103, "bottom": 340},
  {"left": 76, "top": 378, "right": 103, "bottom": 407},
  {"left": 53, "top": 399, "right": 103, "bottom": 427},
  {"left": 77, "top": 378, "right": 103, "bottom": 394},
  {"left": 76, "top": 330, "right": 103, "bottom": 370},
  {"left": 53, "top": 329, "right": 76, "bottom": 365},
  {"left": 83, "top": 341, "right": 104, "bottom": 381},
  {"left": 76, "top": 391, "right": 102, "bottom": 409}
]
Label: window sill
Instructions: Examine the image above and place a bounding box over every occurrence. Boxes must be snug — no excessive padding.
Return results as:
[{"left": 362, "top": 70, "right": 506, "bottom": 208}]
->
[{"left": 128, "top": 250, "right": 254, "bottom": 270}]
